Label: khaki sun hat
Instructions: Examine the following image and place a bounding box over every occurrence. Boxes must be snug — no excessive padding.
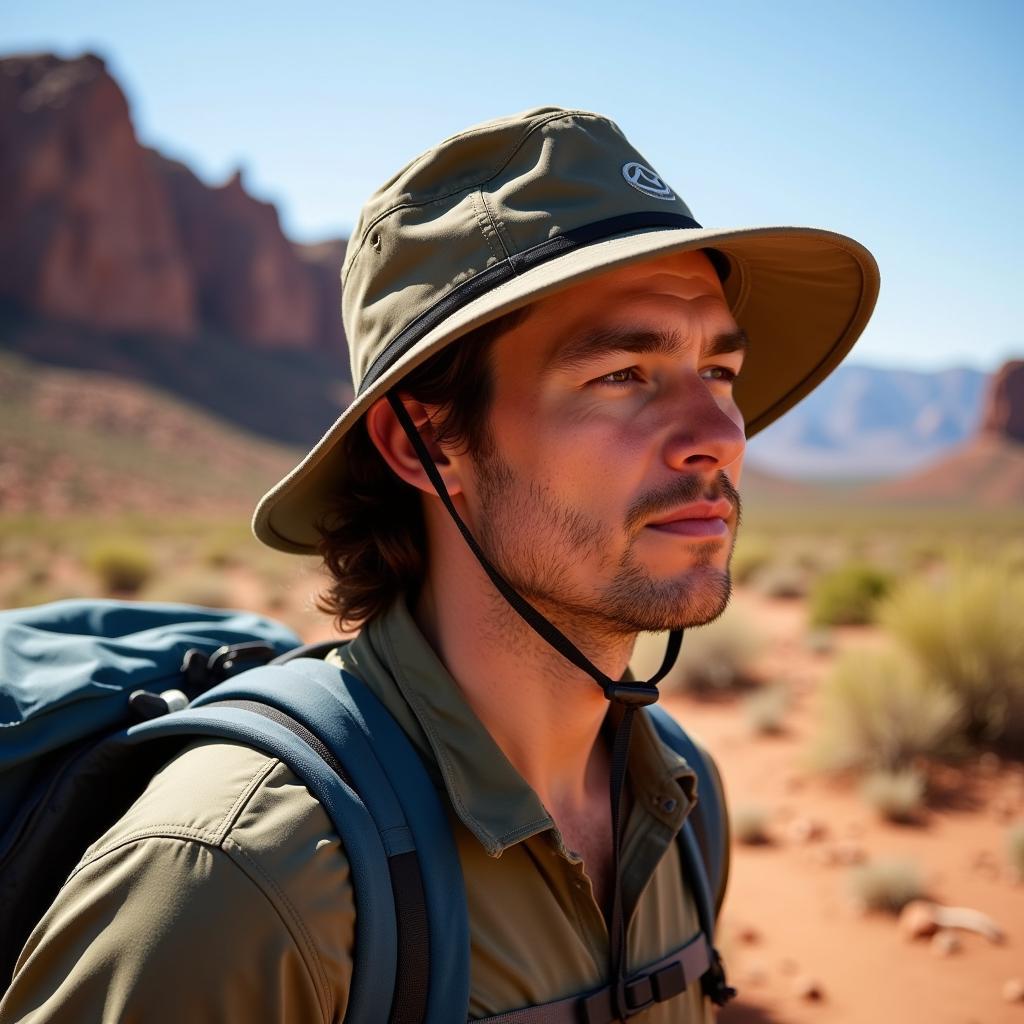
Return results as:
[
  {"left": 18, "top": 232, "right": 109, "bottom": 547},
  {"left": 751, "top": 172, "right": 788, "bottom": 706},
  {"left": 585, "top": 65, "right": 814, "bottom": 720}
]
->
[{"left": 253, "top": 105, "right": 880, "bottom": 555}]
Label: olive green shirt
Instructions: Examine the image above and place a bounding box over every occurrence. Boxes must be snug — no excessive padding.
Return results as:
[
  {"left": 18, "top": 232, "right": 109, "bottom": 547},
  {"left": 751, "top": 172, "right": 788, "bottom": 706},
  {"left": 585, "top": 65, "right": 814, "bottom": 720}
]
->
[{"left": 1, "top": 598, "right": 728, "bottom": 1023}]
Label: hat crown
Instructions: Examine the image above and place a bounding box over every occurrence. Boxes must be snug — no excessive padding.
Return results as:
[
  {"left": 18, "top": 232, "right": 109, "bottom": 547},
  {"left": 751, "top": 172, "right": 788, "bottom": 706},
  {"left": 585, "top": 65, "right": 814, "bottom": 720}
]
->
[{"left": 340, "top": 106, "right": 698, "bottom": 388}]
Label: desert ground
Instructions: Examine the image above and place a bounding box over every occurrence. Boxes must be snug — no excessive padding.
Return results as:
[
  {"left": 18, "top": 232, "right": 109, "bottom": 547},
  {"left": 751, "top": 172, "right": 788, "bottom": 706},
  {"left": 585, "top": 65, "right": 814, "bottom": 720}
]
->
[{"left": 683, "top": 585, "right": 1024, "bottom": 1024}]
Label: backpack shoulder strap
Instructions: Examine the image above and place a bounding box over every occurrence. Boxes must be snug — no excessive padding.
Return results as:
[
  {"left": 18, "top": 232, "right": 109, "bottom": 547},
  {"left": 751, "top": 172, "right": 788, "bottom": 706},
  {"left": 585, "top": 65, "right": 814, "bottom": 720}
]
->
[
  {"left": 186, "top": 657, "right": 471, "bottom": 1024},
  {"left": 122, "top": 695, "right": 397, "bottom": 1024},
  {"left": 644, "top": 705, "right": 729, "bottom": 917},
  {"left": 644, "top": 705, "right": 737, "bottom": 1008}
]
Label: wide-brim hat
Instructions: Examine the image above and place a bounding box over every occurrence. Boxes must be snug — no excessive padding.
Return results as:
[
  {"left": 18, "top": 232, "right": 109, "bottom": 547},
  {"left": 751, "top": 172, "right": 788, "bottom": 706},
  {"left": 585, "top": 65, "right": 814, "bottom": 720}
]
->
[{"left": 254, "top": 105, "right": 880, "bottom": 554}]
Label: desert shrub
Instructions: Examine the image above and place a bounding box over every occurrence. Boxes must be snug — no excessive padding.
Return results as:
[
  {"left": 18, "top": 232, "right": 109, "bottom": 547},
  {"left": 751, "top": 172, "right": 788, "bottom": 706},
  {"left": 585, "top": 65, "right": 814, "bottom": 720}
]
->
[
  {"left": 744, "top": 683, "right": 790, "bottom": 735},
  {"left": 876, "top": 559, "right": 1024, "bottom": 748},
  {"left": 87, "top": 539, "right": 155, "bottom": 594},
  {"left": 1008, "top": 821, "right": 1024, "bottom": 882},
  {"left": 808, "top": 561, "right": 894, "bottom": 627},
  {"left": 632, "top": 608, "right": 764, "bottom": 695},
  {"left": 730, "top": 538, "right": 773, "bottom": 584},
  {"left": 861, "top": 768, "right": 927, "bottom": 823},
  {"left": 732, "top": 804, "right": 772, "bottom": 845},
  {"left": 849, "top": 857, "right": 926, "bottom": 913},
  {"left": 753, "top": 562, "right": 807, "bottom": 599},
  {"left": 809, "top": 643, "right": 963, "bottom": 773}
]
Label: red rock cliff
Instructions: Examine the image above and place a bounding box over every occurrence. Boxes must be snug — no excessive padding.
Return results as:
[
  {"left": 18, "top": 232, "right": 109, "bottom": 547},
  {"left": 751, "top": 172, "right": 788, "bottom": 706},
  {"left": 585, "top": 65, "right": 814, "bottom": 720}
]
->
[
  {"left": 0, "top": 52, "right": 196, "bottom": 334},
  {"left": 0, "top": 51, "right": 348, "bottom": 354}
]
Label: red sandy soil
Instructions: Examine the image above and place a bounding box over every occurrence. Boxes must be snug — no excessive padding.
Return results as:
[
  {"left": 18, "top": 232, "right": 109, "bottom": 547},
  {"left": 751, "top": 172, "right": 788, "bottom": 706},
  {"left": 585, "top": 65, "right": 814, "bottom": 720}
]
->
[{"left": 675, "top": 588, "right": 1024, "bottom": 1024}]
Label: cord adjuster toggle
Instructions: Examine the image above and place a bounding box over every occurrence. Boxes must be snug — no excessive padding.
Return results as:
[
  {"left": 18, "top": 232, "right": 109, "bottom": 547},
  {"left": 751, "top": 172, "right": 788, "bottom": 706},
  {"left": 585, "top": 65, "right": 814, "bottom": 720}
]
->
[{"left": 602, "top": 682, "right": 659, "bottom": 706}]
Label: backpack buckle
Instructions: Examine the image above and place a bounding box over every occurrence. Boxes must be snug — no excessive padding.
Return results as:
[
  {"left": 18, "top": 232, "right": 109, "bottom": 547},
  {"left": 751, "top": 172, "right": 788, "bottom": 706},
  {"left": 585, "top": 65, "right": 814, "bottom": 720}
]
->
[
  {"left": 181, "top": 641, "right": 278, "bottom": 693},
  {"left": 128, "top": 688, "right": 189, "bottom": 721},
  {"left": 581, "top": 960, "right": 687, "bottom": 1022}
]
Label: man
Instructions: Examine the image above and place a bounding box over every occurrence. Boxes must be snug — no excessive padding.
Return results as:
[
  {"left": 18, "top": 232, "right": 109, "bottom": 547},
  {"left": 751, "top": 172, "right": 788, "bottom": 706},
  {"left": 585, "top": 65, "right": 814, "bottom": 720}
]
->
[{"left": 0, "top": 106, "right": 878, "bottom": 1022}]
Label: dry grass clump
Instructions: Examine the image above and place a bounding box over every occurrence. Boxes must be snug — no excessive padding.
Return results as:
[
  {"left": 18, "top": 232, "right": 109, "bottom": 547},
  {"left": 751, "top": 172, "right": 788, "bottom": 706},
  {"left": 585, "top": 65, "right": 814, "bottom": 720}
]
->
[
  {"left": 86, "top": 538, "right": 155, "bottom": 594},
  {"left": 632, "top": 608, "right": 764, "bottom": 695},
  {"left": 876, "top": 559, "right": 1024, "bottom": 749},
  {"left": 1008, "top": 821, "right": 1024, "bottom": 883},
  {"left": 809, "top": 561, "right": 894, "bottom": 627},
  {"left": 744, "top": 683, "right": 791, "bottom": 735},
  {"left": 809, "top": 643, "right": 963, "bottom": 773},
  {"left": 849, "top": 857, "right": 926, "bottom": 913},
  {"left": 861, "top": 768, "right": 927, "bottom": 824},
  {"left": 732, "top": 804, "right": 773, "bottom": 845}
]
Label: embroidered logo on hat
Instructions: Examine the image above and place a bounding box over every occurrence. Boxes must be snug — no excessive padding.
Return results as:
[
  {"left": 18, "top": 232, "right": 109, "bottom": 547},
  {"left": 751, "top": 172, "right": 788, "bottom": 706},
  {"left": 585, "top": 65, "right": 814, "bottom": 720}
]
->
[{"left": 621, "top": 161, "right": 676, "bottom": 201}]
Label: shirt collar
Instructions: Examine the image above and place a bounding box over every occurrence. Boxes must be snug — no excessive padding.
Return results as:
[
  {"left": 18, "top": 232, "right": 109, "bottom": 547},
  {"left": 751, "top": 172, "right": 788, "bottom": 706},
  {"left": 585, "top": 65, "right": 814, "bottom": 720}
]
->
[{"left": 331, "top": 597, "right": 697, "bottom": 857}]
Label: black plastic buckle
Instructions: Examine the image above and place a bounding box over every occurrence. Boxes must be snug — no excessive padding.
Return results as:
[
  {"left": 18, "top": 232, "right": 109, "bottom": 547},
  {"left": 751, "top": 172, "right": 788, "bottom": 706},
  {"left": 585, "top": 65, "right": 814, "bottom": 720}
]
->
[
  {"left": 603, "top": 682, "right": 659, "bottom": 707},
  {"left": 580, "top": 961, "right": 687, "bottom": 1023},
  {"left": 650, "top": 961, "right": 686, "bottom": 1002},
  {"left": 207, "top": 641, "right": 278, "bottom": 679},
  {"left": 181, "top": 641, "right": 277, "bottom": 694},
  {"left": 623, "top": 974, "right": 654, "bottom": 1013},
  {"left": 128, "top": 689, "right": 173, "bottom": 721}
]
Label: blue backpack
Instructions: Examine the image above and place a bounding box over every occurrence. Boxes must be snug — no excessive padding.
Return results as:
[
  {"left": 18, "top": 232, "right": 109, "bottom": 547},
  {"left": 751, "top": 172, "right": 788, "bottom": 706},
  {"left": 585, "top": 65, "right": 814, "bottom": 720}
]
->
[{"left": 0, "top": 599, "right": 733, "bottom": 1023}]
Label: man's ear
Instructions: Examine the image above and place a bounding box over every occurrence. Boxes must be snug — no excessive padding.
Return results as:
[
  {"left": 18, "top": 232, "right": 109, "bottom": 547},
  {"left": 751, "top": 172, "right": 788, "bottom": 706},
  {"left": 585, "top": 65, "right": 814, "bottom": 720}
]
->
[{"left": 364, "top": 394, "right": 464, "bottom": 497}]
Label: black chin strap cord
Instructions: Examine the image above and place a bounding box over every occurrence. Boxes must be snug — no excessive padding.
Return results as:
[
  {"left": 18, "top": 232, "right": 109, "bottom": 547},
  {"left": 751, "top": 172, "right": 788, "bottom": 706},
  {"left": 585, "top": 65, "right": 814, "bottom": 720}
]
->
[
  {"left": 607, "top": 703, "right": 636, "bottom": 1022},
  {"left": 387, "top": 392, "right": 683, "bottom": 1021},
  {"left": 387, "top": 394, "right": 682, "bottom": 700}
]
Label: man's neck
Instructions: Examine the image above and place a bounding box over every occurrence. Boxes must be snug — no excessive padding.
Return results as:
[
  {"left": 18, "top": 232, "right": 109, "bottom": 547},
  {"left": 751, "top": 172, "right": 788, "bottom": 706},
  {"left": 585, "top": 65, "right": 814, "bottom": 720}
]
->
[{"left": 412, "top": 556, "right": 635, "bottom": 816}]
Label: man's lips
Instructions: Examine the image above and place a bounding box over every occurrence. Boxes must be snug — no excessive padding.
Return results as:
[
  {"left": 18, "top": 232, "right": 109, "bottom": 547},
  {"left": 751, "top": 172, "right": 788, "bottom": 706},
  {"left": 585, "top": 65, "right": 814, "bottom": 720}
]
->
[{"left": 644, "top": 500, "right": 734, "bottom": 537}]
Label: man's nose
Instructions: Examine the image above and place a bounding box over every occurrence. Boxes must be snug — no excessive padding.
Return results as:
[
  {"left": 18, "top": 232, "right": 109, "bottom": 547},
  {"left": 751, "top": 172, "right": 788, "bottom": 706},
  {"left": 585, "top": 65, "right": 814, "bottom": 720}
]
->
[{"left": 659, "top": 380, "right": 746, "bottom": 473}]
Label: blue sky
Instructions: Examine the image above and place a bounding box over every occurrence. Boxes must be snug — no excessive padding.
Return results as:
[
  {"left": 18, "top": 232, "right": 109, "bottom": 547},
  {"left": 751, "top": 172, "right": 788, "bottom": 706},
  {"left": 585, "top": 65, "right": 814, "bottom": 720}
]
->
[{"left": 4, "top": 0, "right": 1021, "bottom": 373}]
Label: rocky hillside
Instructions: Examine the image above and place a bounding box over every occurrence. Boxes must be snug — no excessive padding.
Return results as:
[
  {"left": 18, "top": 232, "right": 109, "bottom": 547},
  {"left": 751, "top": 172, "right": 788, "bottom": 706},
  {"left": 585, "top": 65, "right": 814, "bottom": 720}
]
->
[
  {"left": 0, "top": 350, "right": 300, "bottom": 517},
  {"left": 0, "top": 52, "right": 347, "bottom": 356}
]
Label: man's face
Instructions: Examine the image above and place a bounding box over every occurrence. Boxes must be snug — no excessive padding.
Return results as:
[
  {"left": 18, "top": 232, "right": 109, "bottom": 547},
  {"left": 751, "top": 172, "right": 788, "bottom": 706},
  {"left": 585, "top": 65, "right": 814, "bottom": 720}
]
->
[{"left": 455, "top": 247, "right": 747, "bottom": 636}]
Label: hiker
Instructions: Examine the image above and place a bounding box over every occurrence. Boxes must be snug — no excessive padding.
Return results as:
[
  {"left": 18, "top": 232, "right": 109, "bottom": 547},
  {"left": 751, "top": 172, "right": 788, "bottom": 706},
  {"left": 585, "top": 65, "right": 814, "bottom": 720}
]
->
[{"left": 0, "top": 106, "right": 879, "bottom": 1022}]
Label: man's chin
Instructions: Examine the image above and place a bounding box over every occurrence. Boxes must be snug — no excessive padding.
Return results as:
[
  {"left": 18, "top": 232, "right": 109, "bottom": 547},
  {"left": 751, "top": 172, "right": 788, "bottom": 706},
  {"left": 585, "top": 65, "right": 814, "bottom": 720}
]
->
[{"left": 604, "top": 565, "right": 733, "bottom": 633}]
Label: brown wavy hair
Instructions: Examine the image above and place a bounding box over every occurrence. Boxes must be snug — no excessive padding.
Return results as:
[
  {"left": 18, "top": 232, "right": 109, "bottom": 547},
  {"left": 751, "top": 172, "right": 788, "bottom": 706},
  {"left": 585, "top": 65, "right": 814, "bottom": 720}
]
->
[{"left": 315, "top": 303, "right": 534, "bottom": 632}]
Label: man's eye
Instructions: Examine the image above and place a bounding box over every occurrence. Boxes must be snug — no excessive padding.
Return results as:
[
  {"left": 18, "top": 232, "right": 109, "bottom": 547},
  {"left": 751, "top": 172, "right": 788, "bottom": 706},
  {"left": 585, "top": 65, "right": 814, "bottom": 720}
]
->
[
  {"left": 595, "top": 367, "right": 638, "bottom": 385},
  {"left": 704, "top": 366, "right": 739, "bottom": 383}
]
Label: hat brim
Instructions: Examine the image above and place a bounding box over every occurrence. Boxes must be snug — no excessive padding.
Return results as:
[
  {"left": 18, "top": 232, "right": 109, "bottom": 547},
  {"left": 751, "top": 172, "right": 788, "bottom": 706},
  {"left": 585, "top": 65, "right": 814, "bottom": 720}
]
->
[{"left": 253, "top": 223, "right": 879, "bottom": 554}]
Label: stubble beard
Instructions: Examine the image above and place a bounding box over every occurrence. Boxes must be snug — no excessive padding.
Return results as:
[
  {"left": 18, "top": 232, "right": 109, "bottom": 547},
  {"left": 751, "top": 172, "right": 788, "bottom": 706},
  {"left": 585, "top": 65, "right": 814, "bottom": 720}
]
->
[{"left": 471, "top": 445, "right": 738, "bottom": 641}]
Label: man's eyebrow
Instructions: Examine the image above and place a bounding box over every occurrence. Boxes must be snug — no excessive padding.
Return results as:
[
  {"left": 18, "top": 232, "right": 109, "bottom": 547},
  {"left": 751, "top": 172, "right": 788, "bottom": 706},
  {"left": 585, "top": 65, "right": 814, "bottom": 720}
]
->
[{"left": 546, "top": 324, "right": 750, "bottom": 373}]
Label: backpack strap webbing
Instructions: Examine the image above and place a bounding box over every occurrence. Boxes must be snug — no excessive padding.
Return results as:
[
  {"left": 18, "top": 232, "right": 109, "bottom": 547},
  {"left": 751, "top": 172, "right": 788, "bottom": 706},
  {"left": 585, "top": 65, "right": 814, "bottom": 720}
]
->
[
  {"left": 645, "top": 706, "right": 728, "bottom": 912},
  {"left": 187, "top": 659, "right": 471, "bottom": 1024},
  {"left": 206, "top": 697, "right": 431, "bottom": 1024},
  {"left": 646, "top": 706, "right": 737, "bottom": 1008},
  {"left": 472, "top": 930, "right": 710, "bottom": 1024},
  {"left": 121, "top": 701, "right": 399, "bottom": 1024}
]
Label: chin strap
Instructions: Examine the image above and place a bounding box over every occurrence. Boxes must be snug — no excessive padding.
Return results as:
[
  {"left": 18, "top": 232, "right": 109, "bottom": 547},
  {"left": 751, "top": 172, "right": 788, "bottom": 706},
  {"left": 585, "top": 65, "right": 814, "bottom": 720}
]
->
[{"left": 387, "top": 392, "right": 689, "bottom": 1020}]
